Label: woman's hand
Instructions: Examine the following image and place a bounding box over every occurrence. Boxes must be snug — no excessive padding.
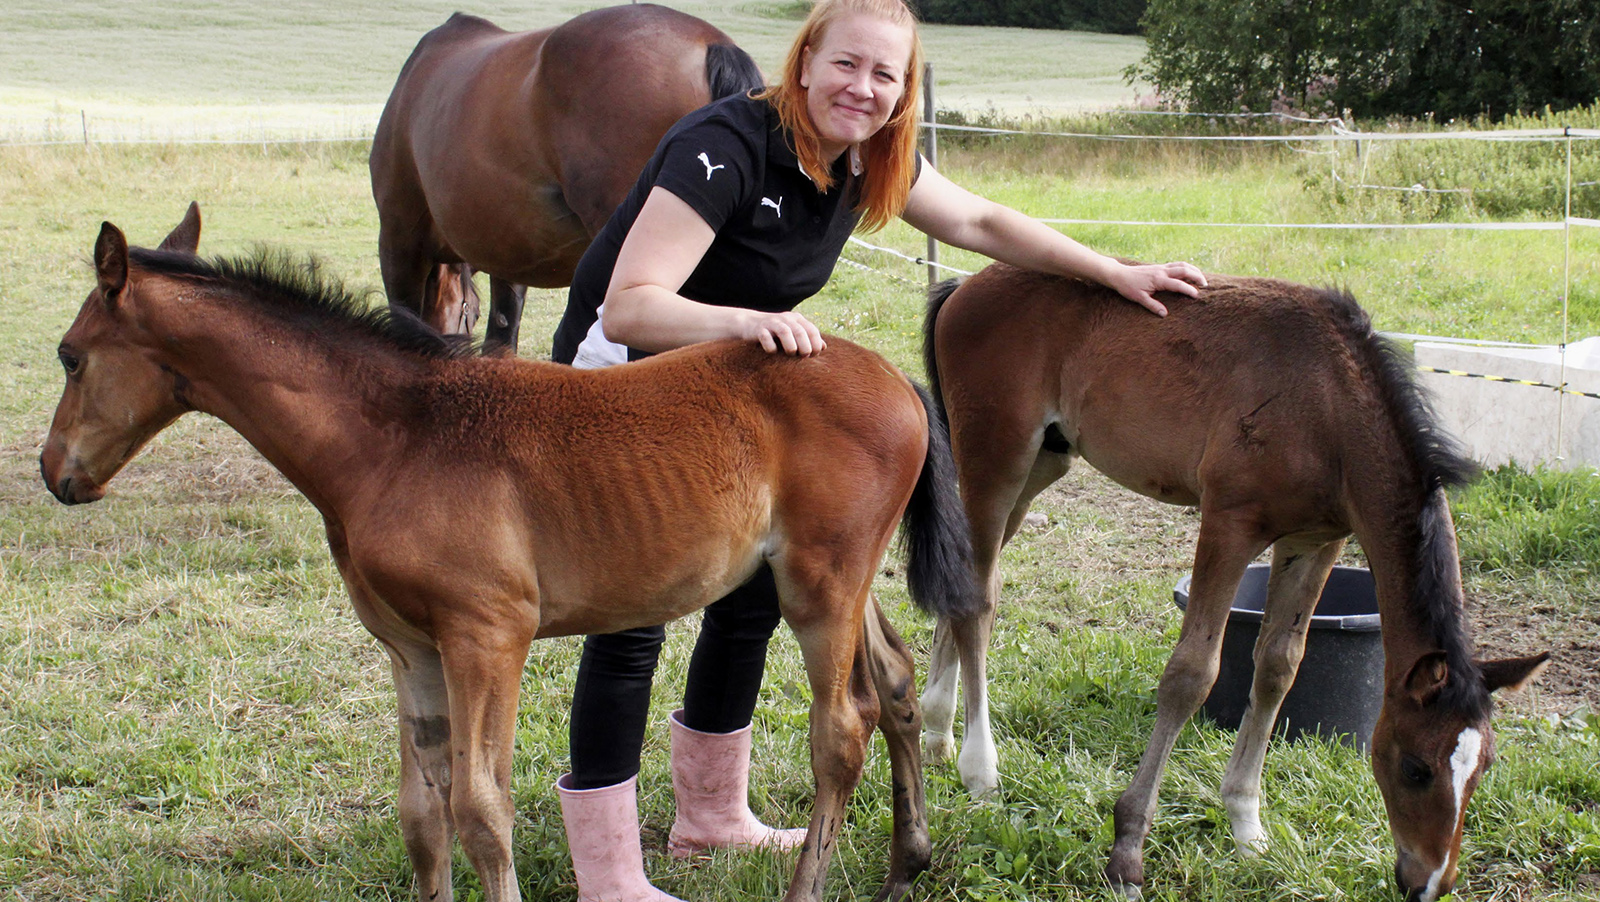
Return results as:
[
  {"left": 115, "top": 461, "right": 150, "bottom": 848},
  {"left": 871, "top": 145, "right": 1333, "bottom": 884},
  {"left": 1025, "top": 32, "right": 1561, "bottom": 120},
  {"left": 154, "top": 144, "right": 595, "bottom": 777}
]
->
[
  {"left": 740, "top": 309, "right": 827, "bottom": 356},
  {"left": 1103, "top": 261, "right": 1208, "bottom": 317}
]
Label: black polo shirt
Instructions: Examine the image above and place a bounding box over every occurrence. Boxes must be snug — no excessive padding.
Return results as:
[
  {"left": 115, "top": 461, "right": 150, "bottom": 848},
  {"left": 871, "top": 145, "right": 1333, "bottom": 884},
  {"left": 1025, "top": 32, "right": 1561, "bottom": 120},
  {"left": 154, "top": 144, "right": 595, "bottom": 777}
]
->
[{"left": 551, "top": 92, "right": 915, "bottom": 363}]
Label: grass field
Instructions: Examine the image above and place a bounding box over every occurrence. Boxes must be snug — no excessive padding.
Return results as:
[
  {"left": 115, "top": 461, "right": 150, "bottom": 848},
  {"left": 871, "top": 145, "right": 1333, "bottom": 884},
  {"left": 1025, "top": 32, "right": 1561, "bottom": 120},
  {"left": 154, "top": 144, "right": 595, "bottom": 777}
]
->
[
  {"left": 0, "top": 0, "right": 1146, "bottom": 142},
  {"left": 3, "top": 4, "right": 1600, "bottom": 902}
]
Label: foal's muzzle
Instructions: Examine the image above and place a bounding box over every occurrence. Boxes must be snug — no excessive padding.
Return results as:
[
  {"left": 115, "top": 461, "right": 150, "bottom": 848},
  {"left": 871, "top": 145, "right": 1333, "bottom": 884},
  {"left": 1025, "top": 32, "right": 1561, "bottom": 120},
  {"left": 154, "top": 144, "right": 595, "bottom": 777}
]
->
[{"left": 41, "top": 455, "right": 104, "bottom": 505}]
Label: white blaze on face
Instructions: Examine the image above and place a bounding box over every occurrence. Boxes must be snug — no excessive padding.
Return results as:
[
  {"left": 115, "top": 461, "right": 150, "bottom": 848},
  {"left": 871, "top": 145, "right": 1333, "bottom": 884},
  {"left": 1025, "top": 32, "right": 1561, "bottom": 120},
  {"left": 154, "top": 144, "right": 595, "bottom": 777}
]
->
[{"left": 1422, "top": 726, "right": 1484, "bottom": 901}]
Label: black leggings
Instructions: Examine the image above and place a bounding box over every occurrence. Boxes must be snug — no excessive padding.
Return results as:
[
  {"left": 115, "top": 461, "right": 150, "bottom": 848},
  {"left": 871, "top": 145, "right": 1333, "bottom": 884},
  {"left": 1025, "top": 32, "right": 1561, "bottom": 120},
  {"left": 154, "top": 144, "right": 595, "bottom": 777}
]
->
[{"left": 567, "top": 565, "right": 783, "bottom": 789}]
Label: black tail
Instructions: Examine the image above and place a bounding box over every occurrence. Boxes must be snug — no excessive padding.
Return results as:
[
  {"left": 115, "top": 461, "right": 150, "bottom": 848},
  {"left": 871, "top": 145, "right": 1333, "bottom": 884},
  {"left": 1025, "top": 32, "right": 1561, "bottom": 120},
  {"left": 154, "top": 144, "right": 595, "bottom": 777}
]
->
[
  {"left": 903, "top": 381, "right": 982, "bottom": 620},
  {"left": 705, "top": 43, "right": 764, "bottom": 100}
]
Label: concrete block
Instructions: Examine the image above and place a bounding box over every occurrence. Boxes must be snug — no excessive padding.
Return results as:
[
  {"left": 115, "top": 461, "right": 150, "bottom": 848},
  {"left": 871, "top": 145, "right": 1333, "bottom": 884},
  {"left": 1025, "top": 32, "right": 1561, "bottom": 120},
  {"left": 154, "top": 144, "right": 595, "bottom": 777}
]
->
[{"left": 1414, "top": 337, "right": 1600, "bottom": 471}]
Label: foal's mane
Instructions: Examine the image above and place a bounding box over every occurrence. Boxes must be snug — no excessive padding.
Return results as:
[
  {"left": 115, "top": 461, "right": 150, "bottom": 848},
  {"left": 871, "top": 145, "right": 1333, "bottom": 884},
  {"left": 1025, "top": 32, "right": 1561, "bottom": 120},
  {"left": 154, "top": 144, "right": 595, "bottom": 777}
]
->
[
  {"left": 1322, "top": 288, "right": 1490, "bottom": 717},
  {"left": 128, "top": 247, "right": 478, "bottom": 361}
]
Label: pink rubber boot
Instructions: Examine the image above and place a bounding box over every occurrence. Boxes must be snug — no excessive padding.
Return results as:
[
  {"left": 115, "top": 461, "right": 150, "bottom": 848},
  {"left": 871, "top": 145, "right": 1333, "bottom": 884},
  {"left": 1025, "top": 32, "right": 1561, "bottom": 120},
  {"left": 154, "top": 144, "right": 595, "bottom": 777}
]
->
[
  {"left": 556, "top": 774, "right": 683, "bottom": 902},
  {"left": 666, "top": 709, "right": 808, "bottom": 858}
]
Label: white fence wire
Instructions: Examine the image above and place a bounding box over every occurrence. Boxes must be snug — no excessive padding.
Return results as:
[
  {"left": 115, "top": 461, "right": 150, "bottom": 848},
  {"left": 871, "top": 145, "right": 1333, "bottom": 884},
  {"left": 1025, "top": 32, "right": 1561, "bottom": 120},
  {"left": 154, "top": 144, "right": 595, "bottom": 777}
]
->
[
  {"left": 5, "top": 90, "right": 1596, "bottom": 453},
  {"left": 843, "top": 87, "right": 1600, "bottom": 460}
]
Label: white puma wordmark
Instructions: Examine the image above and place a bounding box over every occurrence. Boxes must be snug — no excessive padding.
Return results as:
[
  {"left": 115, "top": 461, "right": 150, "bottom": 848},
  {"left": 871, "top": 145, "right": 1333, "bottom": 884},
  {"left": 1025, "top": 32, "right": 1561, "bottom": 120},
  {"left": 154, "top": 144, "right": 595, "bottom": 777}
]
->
[{"left": 697, "top": 152, "right": 725, "bottom": 181}]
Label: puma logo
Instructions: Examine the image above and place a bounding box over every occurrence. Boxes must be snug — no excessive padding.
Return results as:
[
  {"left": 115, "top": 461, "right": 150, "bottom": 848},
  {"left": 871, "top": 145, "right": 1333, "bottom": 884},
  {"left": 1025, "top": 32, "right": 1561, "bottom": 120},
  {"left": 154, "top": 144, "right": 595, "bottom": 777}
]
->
[
  {"left": 697, "top": 152, "right": 725, "bottom": 181},
  {"left": 761, "top": 196, "right": 783, "bottom": 217}
]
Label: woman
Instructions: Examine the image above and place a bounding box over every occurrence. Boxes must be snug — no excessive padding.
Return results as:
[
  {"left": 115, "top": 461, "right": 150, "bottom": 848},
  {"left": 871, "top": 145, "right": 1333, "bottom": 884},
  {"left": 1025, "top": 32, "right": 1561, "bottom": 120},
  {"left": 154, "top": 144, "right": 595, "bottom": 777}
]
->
[{"left": 550, "top": 1, "right": 1207, "bottom": 899}]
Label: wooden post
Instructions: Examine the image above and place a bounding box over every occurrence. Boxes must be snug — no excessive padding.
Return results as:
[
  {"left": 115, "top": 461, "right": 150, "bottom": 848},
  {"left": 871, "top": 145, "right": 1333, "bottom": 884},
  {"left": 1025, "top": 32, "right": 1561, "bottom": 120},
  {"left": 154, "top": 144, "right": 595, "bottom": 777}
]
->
[{"left": 922, "top": 62, "right": 938, "bottom": 287}]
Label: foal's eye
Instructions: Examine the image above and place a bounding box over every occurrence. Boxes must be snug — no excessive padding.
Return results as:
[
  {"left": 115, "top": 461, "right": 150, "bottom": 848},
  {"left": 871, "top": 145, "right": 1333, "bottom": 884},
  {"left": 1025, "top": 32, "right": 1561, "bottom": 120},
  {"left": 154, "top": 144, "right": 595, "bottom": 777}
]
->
[
  {"left": 1400, "top": 754, "right": 1434, "bottom": 788},
  {"left": 58, "top": 350, "right": 80, "bottom": 375}
]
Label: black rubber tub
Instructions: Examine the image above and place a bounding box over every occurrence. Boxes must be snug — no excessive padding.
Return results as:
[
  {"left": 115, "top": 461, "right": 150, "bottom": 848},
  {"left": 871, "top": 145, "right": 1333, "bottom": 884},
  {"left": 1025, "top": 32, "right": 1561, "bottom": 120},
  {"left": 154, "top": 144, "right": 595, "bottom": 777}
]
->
[{"left": 1173, "top": 564, "right": 1383, "bottom": 750}]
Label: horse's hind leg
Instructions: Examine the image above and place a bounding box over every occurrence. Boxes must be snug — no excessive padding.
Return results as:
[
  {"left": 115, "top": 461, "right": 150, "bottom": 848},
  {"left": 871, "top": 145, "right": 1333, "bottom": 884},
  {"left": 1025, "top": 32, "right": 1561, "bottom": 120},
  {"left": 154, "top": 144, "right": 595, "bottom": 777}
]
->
[
  {"left": 862, "top": 595, "right": 931, "bottom": 902},
  {"left": 779, "top": 576, "right": 878, "bottom": 902},
  {"left": 1220, "top": 537, "right": 1344, "bottom": 855},
  {"left": 380, "top": 229, "right": 439, "bottom": 326},
  {"left": 483, "top": 276, "right": 526, "bottom": 356},
  {"left": 925, "top": 447, "right": 1070, "bottom": 797},
  {"left": 389, "top": 641, "right": 458, "bottom": 902},
  {"left": 1107, "top": 511, "right": 1267, "bottom": 898},
  {"left": 439, "top": 631, "right": 535, "bottom": 902}
]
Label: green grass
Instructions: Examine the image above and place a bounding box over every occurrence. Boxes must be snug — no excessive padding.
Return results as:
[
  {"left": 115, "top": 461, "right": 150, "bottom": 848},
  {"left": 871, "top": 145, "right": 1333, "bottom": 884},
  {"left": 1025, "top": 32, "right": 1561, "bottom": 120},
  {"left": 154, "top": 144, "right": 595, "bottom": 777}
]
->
[
  {"left": 3, "top": 11, "right": 1600, "bottom": 898},
  {"left": 3, "top": 137, "right": 1598, "bottom": 901},
  {"left": 1457, "top": 465, "right": 1600, "bottom": 573}
]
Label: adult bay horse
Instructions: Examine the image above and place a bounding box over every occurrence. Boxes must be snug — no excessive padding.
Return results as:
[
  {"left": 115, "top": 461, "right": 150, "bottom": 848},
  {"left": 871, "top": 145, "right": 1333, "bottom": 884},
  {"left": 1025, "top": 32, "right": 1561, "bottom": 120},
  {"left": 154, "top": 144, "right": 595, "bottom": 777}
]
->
[
  {"left": 919, "top": 263, "right": 1549, "bottom": 901},
  {"left": 41, "top": 204, "right": 981, "bottom": 902},
  {"left": 371, "top": 4, "right": 763, "bottom": 354}
]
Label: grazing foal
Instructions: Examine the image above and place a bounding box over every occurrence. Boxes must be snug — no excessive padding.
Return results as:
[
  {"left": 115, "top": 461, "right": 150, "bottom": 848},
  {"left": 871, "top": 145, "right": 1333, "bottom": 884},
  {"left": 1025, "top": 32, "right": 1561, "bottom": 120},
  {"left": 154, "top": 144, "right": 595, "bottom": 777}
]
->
[
  {"left": 920, "top": 264, "right": 1548, "bottom": 900},
  {"left": 42, "top": 205, "right": 980, "bottom": 902}
]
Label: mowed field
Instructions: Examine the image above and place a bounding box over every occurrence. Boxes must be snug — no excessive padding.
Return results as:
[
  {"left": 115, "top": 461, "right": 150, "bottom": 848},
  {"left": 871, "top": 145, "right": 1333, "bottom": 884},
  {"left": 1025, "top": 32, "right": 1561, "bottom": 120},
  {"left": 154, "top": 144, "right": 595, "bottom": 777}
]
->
[
  {"left": 0, "top": 0, "right": 1146, "bottom": 141},
  {"left": 3, "top": 2, "right": 1600, "bottom": 901}
]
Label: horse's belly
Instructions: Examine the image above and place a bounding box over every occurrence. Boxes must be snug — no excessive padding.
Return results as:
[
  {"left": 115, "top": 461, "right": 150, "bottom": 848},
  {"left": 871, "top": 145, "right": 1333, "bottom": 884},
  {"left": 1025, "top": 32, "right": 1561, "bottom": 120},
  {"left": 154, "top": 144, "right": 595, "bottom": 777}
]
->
[
  {"left": 1077, "top": 443, "right": 1201, "bottom": 507},
  {"left": 422, "top": 169, "right": 588, "bottom": 285},
  {"left": 527, "top": 481, "right": 774, "bottom": 639},
  {"left": 531, "top": 542, "right": 767, "bottom": 639}
]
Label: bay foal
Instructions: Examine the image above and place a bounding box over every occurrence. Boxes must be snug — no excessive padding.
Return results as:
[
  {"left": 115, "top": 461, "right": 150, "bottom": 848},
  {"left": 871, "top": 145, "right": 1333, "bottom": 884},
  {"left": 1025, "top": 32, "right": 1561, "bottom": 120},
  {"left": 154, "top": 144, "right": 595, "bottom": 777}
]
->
[
  {"left": 920, "top": 264, "right": 1548, "bottom": 900},
  {"left": 41, "top": 206, "right": 979, "bottom": 902}
]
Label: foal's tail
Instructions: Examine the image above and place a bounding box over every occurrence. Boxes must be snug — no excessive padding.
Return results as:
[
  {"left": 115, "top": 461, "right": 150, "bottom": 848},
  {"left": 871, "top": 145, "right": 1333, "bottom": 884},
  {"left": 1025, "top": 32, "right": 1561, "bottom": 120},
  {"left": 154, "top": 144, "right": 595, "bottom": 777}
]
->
[
  {"left": 903, "top": 380, "right": 982, "bottom": 621},
  {"left": 705, "top": 43, "right": 765, "bottom": 100},
  {"left": 921, "top": 277, "right": 964, "bottom": 416}
]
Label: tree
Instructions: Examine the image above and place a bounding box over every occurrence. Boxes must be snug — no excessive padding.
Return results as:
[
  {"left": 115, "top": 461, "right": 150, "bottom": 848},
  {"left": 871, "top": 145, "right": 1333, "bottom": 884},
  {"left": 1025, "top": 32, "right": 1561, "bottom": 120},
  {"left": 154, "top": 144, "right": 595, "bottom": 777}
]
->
[{"left": 1130, "top": 0, "right": 1600, "bottom": 119}]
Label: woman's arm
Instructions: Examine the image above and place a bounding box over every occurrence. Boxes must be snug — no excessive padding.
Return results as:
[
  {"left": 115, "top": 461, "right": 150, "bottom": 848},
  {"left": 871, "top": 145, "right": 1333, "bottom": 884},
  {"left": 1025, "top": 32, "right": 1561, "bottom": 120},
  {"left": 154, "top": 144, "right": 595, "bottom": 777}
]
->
[
  {"left": 601, "top": 187, "right": 826, "bottom": 355},
  {"left": 900, "top": 163, "right": 1206, "bottom": 316}
]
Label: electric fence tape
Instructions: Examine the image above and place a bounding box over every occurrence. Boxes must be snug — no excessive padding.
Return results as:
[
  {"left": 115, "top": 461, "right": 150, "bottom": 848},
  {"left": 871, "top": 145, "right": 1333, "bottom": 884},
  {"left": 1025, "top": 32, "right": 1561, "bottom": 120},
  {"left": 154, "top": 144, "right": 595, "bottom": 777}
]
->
[{"left": 1416, "top": 366, "right": 1600, "bottom": 401}]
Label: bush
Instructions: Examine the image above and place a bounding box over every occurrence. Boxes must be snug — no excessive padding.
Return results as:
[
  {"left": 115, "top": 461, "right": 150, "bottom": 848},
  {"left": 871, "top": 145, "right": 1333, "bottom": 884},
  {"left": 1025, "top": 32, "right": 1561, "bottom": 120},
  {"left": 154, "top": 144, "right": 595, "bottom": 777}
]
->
[
  {"left": 914, "top": 0, "right": 1147, "bottom": 35},
  {"left": 1299, "top": 102, "right": 1600, "bottom": 220},
  {"left": 1130, "top": 0, "right": 1600, "bottom": 120}
]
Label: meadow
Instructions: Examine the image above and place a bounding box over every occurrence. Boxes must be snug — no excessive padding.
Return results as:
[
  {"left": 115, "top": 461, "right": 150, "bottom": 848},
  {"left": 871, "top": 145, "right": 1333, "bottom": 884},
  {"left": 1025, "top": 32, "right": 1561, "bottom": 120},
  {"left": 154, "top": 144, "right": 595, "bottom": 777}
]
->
[{"left": 3, "top": 2, "right": 1600, "bottom": 901}]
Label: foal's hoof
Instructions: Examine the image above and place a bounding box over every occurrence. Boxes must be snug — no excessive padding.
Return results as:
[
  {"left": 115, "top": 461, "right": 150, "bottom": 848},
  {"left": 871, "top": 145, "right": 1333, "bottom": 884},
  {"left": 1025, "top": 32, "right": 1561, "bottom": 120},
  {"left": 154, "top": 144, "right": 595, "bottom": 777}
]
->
[
  {"left": 1235, "top": 834, "right": 1269, "bottom": 859},
  {"left": 922, "top": 731, "right": 956, "bottom": 765},
  {"left": 1105, "top": 861, "right": 1144, "bottom": 901},
  {"left": 870, "top": 876, "right": 914, "bottom": 902},
  {"left": 961, "top": 772, "right": 1001, "bottom": 800}
]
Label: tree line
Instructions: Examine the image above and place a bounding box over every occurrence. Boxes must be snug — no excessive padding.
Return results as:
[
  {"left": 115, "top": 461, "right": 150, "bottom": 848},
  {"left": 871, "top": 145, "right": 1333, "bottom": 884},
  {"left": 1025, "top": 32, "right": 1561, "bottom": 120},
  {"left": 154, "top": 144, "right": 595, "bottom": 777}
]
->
[{"left": 914, "top": 0, "right": 1600, "bottom": 120}]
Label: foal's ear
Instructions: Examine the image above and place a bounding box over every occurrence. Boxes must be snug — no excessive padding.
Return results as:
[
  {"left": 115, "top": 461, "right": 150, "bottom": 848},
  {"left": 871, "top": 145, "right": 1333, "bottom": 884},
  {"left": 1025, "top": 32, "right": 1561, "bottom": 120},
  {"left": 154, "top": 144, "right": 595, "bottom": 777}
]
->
[
  {"left": 158, "top": 201, "right": 202, "bottom": 255},
  {"left": 1404, "top": 651, "right": 1450, "bottom": 705},
  {"left": 1478, "top": 651, "right": 1551, "bottom": 694},
  {"left": 95, "top": 222, "right": 129, "bottom": 303}
]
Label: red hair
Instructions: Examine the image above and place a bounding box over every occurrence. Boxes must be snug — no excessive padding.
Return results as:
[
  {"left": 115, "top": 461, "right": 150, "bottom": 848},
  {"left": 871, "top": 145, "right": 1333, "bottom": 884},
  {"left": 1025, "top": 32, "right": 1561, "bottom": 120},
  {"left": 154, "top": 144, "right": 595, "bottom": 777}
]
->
[{"left": 756, "top": 0, "right": 923, "bottom": 232}]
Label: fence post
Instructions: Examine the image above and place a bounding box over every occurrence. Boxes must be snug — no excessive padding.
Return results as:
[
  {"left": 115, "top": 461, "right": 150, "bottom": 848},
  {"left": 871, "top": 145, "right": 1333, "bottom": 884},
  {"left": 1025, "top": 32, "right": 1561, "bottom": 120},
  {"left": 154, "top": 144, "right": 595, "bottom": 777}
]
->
[
  {"left": 1556, "top": 128, "right": 1574, "bottom": 460},
  {"left": 81, "top": 110, "right": 88, "bottom": 148},
  {"left": 922, "top": 61, "right": 938, "bottom": 288}
]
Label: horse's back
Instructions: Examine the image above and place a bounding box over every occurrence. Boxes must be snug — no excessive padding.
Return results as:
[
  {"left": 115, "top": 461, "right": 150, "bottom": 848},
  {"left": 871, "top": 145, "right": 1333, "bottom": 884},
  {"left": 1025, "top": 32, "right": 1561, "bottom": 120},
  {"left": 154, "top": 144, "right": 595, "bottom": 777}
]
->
[
  {"left": 374, "top": 13, "right": 530, "bottom": 151},
  {"left": 371, "top": 4, "right": 755, "bottom": 286},
  {"left": 396, "top": 340, "right": 922, "bottom": 635},
  {"left": 525, "top": 4, "right": 751, "bottom": 232},
  {"left": 935, "top": 265, "right": 1377, "bottom": 509},
  {"left": 370, "top": 14, "right": 557, "bottom": 262}
]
